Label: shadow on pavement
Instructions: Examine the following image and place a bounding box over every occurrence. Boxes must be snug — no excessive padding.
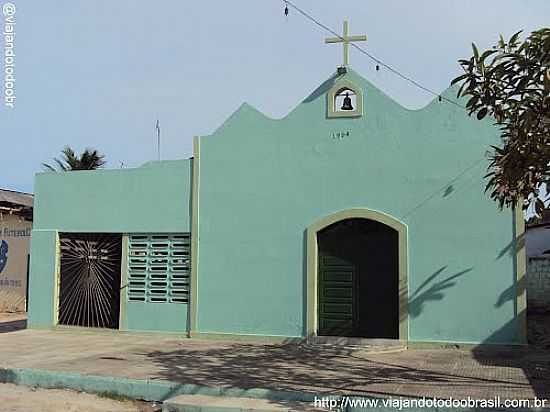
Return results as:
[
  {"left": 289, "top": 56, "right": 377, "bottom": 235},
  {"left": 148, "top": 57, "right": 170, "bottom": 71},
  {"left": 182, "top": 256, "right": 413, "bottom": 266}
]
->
[
  {"left": 142, "top": 340, "right": 534, "bottom": 400},
  {"left": 472, "top": 310, "right": 550, "bottom": 399},
  {"left": 0, "top": 317, "right": 27, "bottom": 333}
]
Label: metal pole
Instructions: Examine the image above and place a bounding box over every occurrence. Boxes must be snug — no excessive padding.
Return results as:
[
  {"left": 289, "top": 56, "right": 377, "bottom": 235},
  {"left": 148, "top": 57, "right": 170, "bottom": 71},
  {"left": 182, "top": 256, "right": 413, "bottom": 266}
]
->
[{"left": 156, "top": 120, "right": 161, "bottom": 161}]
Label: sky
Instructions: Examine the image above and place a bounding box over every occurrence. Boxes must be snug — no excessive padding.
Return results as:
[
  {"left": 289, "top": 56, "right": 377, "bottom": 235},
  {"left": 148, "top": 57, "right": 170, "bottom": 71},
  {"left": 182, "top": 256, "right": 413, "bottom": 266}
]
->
[{"left": 1, "top": 0, "right": 549, "bottom": 193}]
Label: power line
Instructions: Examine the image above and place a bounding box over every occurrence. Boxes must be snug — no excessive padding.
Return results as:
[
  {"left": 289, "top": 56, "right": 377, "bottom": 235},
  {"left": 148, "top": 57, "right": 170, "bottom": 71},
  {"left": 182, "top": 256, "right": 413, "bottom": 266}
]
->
[{"left": 283, "top": 0, "right": 465, "bottom": 109}]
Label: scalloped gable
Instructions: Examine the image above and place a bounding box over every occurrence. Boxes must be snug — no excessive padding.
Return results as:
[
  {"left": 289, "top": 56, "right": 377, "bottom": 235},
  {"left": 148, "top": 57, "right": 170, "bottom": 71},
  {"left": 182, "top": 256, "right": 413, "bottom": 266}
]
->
[
  {"left": 210, "top": 102, "right": 274, "bottom": 136},
  {"left": 337, "top": 68, "right": 465, "bottom": 113},
  {"left": 206, "top": 67, "right": 466, "bottom": 138}
]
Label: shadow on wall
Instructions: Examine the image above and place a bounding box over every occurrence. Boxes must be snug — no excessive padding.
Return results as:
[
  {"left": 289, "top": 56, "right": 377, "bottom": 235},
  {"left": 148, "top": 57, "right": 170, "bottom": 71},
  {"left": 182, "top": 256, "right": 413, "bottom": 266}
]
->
[
  {"left": 495, "top": 278, "right": 525, "bottom": 309},
  {"left": 402, "top": 265, "right": 473, "bottom": 321},
  {"left": 497, "top": 231, "right": 525, "bottom": 260},
  {"left": 442, "top": 185, "right": 454, "bottom": 198},
  {"left": 302, "top": 73, "right": 340, "bottom": 104}
]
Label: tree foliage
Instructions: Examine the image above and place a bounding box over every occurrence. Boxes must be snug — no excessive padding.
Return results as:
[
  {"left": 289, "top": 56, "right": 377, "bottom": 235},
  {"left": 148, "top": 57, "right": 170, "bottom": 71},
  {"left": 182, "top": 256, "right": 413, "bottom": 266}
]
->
[
  {"left": 451, "top": 28, "right": 550, "bottom": 213},
  {"left": 43, "top": 146, "right": 106, "bottom": 171}
]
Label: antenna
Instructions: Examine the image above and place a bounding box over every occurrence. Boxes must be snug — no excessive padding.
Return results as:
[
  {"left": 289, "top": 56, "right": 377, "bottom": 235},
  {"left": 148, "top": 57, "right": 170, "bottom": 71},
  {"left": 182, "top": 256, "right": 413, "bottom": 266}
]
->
[{"left": 155, "top": 119, "right": 161, "bottom": 161}]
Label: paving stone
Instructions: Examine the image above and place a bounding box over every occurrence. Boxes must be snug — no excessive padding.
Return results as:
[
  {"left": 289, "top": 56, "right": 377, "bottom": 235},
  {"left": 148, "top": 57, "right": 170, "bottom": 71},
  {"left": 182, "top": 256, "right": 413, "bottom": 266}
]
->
[{"left": 0, "top": 316, "right": 548, "bottom": 400}]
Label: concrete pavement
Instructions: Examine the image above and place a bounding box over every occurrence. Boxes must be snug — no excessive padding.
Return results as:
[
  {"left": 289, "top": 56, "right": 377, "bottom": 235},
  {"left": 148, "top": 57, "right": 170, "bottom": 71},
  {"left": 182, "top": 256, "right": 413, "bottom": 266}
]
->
[{"left": 1, "top": 317, "right": 549, "bottom": 401}]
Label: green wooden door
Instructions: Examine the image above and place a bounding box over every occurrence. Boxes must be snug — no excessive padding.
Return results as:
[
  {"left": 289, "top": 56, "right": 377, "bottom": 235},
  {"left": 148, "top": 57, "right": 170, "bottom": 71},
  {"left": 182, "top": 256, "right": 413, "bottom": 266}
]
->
[{"left": 318, "top": 253, "right": 355, "bottom": 336}]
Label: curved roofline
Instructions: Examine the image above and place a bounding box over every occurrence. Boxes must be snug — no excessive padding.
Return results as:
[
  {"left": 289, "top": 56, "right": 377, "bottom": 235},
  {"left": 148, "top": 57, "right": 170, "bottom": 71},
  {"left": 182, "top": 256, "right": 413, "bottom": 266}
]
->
[{"left": 205, "top": 67, "right": 464, "bottom": 134}]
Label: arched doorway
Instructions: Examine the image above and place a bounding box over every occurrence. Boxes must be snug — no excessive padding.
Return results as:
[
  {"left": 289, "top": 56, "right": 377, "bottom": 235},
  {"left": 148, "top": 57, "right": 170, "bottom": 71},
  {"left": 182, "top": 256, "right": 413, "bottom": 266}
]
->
[
  {"left": 318, "top": 218, "right": 398, "bottom": 338},
  {"left": 306, "top": 209, "right": 408, "bottom": 340}
]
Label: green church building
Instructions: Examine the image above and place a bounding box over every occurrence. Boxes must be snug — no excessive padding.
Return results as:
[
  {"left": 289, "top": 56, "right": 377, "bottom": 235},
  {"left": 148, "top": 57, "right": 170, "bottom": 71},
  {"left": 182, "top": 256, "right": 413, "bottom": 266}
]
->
[{"left": 27, "top": 29, "right": 526, "bottom": 345}]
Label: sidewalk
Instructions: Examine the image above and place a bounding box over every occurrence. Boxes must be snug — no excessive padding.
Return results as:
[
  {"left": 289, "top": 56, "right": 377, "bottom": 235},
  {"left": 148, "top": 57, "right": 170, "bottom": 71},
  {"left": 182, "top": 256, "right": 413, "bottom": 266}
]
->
[{"left": 0, "top": 316, "right": 548, "bottom": 401}]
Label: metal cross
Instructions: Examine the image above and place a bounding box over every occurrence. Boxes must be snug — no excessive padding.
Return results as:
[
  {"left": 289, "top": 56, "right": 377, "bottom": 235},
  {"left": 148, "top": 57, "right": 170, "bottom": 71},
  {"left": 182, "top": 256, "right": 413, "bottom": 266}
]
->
[{"left": 325, "top": 20, "right": 367, "bottom": 67}]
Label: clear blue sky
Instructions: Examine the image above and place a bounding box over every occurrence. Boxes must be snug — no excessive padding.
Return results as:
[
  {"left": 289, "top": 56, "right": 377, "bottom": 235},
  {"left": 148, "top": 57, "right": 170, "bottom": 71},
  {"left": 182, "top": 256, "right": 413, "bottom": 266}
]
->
[{"left": 1, "top": 0, "right": 549, "bottom": 193}]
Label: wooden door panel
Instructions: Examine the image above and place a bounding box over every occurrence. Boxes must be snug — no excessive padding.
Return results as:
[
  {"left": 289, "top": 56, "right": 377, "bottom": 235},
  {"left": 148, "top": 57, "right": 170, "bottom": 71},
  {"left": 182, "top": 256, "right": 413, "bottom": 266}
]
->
[{"left": 318, "top": 258, "right": 354, "bottom": 335}]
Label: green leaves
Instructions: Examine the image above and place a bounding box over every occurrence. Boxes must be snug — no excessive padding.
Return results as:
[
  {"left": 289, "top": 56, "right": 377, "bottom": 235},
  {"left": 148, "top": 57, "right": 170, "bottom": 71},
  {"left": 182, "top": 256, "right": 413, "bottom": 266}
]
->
[
  {"left": 451, "top": 27, "right": 550, "bottom": 212},
  {"left": 450, "top": 73, "right": 469, "bottom": 86},
  {"left": 498, "top": 34, "right": 506, "bottom": 50},
  {"left": 477, "top": 107, "right": 488, "bottom": 120},
  {"left": 472, "top": 43, "right": 480, "bottom": 63},
  {"left": 509, "top": 30, "right": 523, "bottom": 47},
  {"left": 480, "top": 49, "right": 499, "bottom": 63},
  {"left": 43, "top": 146, "right": 106, "bottom": 172}
]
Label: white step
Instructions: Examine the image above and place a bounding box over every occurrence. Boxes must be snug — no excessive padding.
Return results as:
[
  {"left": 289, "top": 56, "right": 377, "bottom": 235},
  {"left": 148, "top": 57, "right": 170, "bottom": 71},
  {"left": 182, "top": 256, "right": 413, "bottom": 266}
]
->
[
  {"left": 162, "top": 394, "right": 324, "bottom": 412},
  {"left": 304, "top": 337, "right": 406, "bottom": 353}
]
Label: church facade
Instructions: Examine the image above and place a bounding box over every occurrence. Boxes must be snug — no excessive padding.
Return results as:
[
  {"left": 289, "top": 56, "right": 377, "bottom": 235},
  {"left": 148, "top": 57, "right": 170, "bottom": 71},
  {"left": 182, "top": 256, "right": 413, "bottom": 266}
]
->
[{"left": 28, "top": 67, "right": 526, "bottom": 345}]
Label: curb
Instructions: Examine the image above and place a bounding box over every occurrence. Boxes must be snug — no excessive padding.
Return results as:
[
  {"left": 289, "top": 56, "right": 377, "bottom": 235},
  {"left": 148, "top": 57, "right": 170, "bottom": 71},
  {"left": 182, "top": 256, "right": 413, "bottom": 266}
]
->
[
  {"left": 0, "top": 367, "right": 317, "bottom": 403},
  {"left": 2, "top": 367, "right": 548, "bottom": 411}
]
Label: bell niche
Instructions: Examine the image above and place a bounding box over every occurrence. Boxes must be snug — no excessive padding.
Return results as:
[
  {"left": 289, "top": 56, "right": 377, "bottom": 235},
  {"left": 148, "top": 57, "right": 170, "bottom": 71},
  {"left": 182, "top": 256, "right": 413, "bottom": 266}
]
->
[
  {"left": 327, "top": 79, "right": 363, "bottom": 118},
  {"left": 336, "top": 88, "right": 356, "bottom": 111}
]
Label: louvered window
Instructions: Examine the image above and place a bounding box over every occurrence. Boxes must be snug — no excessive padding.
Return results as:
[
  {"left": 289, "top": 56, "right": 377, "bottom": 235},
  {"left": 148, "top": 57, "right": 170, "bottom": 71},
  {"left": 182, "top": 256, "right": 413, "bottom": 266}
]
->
[{"left": 127, "top": 234, "right": 190, "bottom": 304}]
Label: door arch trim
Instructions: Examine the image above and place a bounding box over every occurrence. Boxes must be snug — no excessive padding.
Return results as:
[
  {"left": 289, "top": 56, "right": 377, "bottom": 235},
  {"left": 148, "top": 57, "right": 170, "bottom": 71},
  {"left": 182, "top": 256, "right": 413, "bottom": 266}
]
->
[{"left": 306, "top": 208, "right": 408, "bottom": 340}]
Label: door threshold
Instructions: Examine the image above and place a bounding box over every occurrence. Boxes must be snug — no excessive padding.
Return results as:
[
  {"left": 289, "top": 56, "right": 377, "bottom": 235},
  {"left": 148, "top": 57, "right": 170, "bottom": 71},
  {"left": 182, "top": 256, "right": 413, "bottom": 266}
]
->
[
  {"left": 307, "top": 335, "right": 405, "bottom": 347},
  {"left": 54, "top": 325, "right": 120, "bottom": 333}
]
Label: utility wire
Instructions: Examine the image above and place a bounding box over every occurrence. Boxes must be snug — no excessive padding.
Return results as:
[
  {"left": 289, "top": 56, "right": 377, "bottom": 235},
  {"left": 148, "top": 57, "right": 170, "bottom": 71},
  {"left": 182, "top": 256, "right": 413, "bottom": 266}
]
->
[{"left": 283, "top": 0, "right": 466, "bottom": 109}]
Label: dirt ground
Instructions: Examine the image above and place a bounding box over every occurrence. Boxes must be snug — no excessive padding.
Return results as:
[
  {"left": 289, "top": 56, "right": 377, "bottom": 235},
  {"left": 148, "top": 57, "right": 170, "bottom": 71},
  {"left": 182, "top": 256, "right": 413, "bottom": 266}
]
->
[
  {"left": 0, "top": 315, "right": 160, "bottom": 412},
  {"left": 0, "top": 383, "right": 160, "bottom": 412}
]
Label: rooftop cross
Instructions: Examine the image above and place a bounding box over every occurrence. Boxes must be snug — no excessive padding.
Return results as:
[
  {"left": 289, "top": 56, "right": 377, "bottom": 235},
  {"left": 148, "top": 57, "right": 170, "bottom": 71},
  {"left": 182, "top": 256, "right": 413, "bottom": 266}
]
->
[{"left": 325, "top": 20, "right": 367, "bottom": 67}]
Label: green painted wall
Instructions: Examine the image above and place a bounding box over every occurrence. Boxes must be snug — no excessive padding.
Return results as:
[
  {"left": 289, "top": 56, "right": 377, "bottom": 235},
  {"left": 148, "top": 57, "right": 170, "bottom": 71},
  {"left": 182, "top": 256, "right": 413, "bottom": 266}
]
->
[
  {"left": 28, "top": 160, "right": 192, "bottom": 330},
  {"left": 195, "top": 69, "right": 521, "bottom": 344},
  {"left": 27, "top": 230, "right": 57, "bottom": 328},
  {"left": 125, "top": 302, "right": 188, "bottom": 333},
  {"left": 33, "top": 160, "right": 192, "bottom": 233}
]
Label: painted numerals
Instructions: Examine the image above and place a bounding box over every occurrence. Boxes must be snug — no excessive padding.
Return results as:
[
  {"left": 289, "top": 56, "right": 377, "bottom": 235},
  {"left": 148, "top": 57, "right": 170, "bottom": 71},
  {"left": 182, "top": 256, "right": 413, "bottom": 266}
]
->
[{"left": 331, "top": 130, "right": 351, "bottom": 140}]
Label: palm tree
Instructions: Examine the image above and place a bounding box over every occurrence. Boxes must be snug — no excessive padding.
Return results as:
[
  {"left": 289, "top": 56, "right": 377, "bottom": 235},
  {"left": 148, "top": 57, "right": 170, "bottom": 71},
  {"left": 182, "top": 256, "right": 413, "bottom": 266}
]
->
[{"left": 43, "top": 146, "right": 106, "bottom": 171}]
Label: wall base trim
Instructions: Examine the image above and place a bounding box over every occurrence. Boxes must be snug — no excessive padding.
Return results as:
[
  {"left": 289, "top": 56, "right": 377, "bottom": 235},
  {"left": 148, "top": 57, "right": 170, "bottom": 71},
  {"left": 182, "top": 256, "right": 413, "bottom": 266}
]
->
[
  {"left": 29, "top": 326, "right": 529, "bottom": 350},
  {"left": 189, "top": 331, "right": 303, "bottom": 344},
  {"left": 407, "top": 339, "right": 528, "bottom": 350}
]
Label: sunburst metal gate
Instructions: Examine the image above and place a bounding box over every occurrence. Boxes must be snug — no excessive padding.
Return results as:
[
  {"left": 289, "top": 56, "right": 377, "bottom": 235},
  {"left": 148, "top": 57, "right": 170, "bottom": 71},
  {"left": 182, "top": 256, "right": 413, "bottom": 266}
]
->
[{"left": 58, "top": 233, "right": 122, "bottom": 329}]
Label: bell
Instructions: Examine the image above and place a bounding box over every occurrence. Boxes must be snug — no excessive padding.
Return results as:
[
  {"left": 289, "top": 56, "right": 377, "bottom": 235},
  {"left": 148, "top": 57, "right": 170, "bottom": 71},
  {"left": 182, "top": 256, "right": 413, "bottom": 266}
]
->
[{"left": 341, "top": 92, "right": 354, "bottom": 111}]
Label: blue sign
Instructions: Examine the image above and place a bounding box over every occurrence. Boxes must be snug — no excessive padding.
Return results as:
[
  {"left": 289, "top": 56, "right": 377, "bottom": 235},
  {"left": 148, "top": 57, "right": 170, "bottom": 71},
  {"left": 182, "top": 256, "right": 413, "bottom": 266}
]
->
[{"left": 0, "top": 240, "right": 8, "bottom": 274}]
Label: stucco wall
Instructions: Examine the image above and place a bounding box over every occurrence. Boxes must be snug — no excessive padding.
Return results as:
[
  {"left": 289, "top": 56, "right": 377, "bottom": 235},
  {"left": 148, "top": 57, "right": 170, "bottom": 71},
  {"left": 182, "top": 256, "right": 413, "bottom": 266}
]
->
[
  {"left": 33, "top": 160, "right": 192, "bottom": 233},
  {"left": 0, "top": 214, "right": 32, "bottom": 312},
  {"left": 28, "top": 160, "right": 192, "bottom": 329},
  {"left": 195, "top": 69, "right": 522, "bottom": 344}
]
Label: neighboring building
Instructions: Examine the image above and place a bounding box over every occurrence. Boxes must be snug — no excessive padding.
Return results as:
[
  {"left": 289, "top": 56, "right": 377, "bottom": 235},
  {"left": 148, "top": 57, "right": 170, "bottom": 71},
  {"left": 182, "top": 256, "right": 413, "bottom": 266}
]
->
[
  {"left": 526, "top": 209, "right": 550, "bottom": 257},
  {"left": 27, "top": 66, "right": 525, "bottom": 345},
  {"left": 0, "top": 189, "right": 33, "bottom": 312},
  {"left": 526, "top": 223, "right": 550, "bottom": 257},
  {"left": 525, "top": 212, "right": 550, "bottom": 311}
]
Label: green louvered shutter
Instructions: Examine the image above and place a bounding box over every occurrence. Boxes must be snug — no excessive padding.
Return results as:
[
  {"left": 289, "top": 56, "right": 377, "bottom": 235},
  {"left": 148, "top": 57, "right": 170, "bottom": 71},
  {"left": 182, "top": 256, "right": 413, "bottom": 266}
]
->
[{"left": 127, "top": 234, "right": 190, "bottom": 304}]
